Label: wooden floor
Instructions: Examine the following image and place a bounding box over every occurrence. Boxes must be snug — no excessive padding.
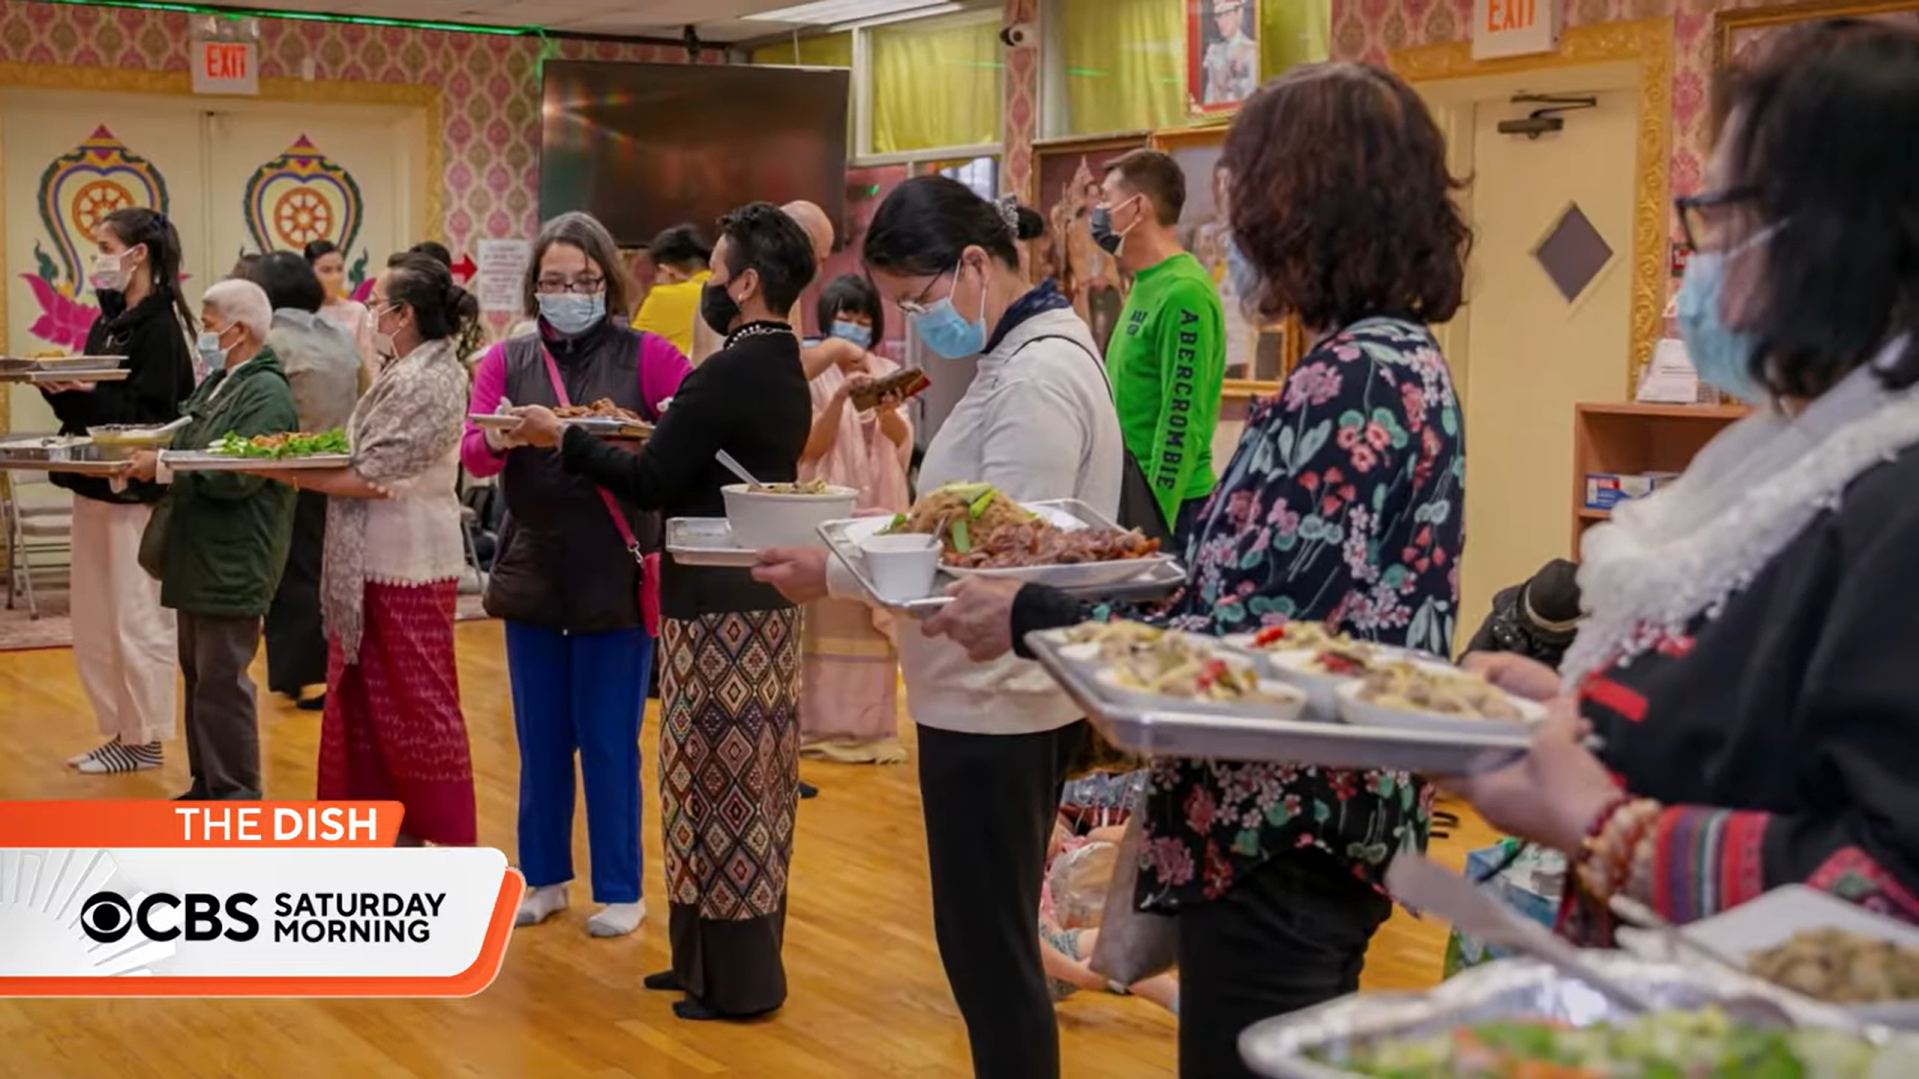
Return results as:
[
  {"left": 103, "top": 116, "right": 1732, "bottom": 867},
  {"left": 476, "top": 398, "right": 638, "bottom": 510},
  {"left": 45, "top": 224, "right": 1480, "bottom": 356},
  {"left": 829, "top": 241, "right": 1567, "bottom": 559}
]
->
[{"left": 0, "top": 622, "right": 1496, "bottom": 1078}]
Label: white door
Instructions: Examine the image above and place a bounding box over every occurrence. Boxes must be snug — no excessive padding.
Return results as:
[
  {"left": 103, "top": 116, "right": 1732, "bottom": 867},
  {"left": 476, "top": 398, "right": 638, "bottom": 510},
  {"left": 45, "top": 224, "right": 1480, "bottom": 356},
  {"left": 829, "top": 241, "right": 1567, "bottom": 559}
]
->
[
  {"left": 1458, "top": 86, "right": 1637, "bottom": 632},
  {"left": 204, "top": 104, "right": 420, "bottom": 297},
  {"left": 2, "top": 91, "right": 207, "bottom": 433}
]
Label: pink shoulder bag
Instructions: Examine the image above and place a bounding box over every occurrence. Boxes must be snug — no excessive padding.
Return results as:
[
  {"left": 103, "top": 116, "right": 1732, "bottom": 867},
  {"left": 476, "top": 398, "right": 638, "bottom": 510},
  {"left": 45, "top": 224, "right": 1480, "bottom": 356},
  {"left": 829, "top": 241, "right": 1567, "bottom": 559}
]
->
[{"left": 538, "top": 343, "right": 662, "bottom": 637}]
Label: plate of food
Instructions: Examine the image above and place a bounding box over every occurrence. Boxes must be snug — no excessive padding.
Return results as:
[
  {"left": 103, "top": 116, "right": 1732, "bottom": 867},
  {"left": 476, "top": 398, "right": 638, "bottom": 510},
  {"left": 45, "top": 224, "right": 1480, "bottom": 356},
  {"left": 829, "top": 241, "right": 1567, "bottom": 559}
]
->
[
  {"left": 722, "top": 479, "right": 859, "bottom": 549},
  {"left": 1224, "top": 623, "right": 1427, "bottom": 718},
  {"left": 1052, "top": 621, "right": 1308, "bottom": 720},
  {"left": 470, "top": 398, "right": 652, "bottom": 438},
  {"left": 870, "top": 482, "right": 1165, "bottom": 589},
  {"left": 1334, "top": 662, "right": 1547, "bottom": 738},
  {"left": 162, "top": 429, "right": 353, "bottom": 470},
  {"left": 1617, "top": 885, "right": 1919, "bottom": 1028}
]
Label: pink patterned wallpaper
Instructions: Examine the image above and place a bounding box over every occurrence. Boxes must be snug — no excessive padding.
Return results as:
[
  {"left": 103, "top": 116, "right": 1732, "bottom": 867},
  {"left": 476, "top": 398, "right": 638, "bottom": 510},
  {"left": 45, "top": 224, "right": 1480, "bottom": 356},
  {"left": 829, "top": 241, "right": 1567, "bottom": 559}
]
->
[{"left": 0, "top": 0, "right": 706, "bottom": 295}]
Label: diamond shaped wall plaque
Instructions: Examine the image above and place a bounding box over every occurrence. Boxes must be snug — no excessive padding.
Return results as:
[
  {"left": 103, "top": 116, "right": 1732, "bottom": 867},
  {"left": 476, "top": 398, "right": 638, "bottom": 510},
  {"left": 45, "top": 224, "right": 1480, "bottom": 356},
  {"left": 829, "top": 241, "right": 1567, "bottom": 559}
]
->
[{"left": 1534, "top": 203, "right": 1613, "bottom": 303}]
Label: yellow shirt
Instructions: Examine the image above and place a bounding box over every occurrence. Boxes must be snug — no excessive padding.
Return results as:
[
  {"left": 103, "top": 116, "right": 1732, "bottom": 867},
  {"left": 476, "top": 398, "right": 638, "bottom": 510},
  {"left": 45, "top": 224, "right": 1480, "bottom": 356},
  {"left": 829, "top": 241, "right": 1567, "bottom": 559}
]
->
[{"left": 633, "top": 271, "right": 709, "bottom": 359}]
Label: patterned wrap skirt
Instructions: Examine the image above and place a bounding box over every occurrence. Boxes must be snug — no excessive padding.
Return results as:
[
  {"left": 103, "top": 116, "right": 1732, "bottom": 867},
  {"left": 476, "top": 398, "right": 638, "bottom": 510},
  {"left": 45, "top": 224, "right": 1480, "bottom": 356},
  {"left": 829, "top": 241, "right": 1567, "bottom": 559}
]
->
[
  {"left": 659, "top": 606, "right": 801, "bottom": 1015},
  {"left": 318, "top": 579, "right": 476, "bottom": 846}
]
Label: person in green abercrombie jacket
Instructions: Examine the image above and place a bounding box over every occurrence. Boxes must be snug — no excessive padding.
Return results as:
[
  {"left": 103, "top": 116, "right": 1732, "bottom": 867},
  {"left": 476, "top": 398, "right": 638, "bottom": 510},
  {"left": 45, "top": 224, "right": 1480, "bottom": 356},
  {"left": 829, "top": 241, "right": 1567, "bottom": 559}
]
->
[{"left": 128, "top": 278, "right": 298, "bottom": 800}]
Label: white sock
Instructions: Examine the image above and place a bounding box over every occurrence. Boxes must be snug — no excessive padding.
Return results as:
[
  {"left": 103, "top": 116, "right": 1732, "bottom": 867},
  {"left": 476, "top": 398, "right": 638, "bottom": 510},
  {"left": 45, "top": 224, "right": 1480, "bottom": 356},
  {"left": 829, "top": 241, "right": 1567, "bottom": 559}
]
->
[
  {"left": 68, "top": 737, "right": 121, "bottom": 767},
  {"left": 587, "top": 900, "right": 646, "bottom": 938},
  {"left": 514, "top": 884, "right": 568, "bottom": 927}
]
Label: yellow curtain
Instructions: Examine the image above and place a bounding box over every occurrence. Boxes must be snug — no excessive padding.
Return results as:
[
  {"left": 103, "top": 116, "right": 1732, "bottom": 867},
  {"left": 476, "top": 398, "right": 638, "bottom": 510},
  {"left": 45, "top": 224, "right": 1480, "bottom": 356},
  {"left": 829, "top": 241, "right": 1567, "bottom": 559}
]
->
[
  {"left": 1060, "top": 0, "right": 1185, "bottom": 136},
  {"left": 750, "top": 31, "right": 853, "bottom": 68},
  {"left": 1260, "top": 0, "right": 1331, "bottom": 80},
  {"left": 870, "top": 16, "right": 1002, "bottom": 154}
]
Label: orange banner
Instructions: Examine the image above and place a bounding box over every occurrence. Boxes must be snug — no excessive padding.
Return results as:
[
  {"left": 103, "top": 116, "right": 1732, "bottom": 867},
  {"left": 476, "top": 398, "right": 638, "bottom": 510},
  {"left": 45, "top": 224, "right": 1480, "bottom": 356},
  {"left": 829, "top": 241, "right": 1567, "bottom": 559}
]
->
[{"left": 0, "top": 801, "right": 404, "bottom": 847}]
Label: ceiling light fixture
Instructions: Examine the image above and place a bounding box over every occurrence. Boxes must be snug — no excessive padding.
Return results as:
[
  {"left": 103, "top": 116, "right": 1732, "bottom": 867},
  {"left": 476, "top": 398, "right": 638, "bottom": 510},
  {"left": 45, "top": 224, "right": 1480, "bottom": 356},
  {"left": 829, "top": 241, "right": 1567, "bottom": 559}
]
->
[
  {"left": 41, "top": 0, "right": 534, "bottom": 35},
  {"left": 745, "top": 0, "right": 960, "bottom": 26}
]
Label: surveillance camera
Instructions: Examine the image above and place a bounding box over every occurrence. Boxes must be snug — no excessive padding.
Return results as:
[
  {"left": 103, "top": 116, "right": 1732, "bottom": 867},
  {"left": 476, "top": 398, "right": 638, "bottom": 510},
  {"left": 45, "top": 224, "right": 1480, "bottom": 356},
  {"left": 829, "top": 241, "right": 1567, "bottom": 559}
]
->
[{"left": 1000, "top": 21, "right": 1036, "bottom": 48}]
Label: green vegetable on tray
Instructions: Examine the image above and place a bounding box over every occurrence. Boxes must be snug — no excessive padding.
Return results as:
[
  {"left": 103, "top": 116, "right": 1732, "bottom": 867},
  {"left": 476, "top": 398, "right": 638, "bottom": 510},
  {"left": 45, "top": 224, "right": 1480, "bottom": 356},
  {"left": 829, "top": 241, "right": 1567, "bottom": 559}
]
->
[{"left": 206, "top": 429, "right": 350, "bottom": 459}]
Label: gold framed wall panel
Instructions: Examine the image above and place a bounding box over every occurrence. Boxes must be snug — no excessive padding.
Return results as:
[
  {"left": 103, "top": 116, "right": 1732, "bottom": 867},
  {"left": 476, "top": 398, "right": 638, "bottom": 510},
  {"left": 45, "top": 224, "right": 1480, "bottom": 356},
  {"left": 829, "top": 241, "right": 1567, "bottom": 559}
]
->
[
  {"left": 0, "top": 64, "right": 442, "bottom": 433},
  {"left": 1389, "top": 18, "right": 1673, "bottom": 395},
  {"left": 1715, "top": 0, "right": 1919, "bottom": 67}
]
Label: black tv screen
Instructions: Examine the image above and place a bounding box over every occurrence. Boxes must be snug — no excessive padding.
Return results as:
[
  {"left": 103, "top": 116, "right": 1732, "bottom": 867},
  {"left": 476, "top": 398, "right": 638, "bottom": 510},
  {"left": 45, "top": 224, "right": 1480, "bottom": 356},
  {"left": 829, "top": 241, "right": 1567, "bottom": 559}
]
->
[{"left": 539, "top": 61, "right": 850, "bottom": 248}]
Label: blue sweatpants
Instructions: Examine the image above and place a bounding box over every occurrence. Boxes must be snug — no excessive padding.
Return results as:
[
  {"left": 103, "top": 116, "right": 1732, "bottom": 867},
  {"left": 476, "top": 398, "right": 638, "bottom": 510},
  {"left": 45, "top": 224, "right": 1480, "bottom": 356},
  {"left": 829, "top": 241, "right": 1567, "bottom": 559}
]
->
[{"left": 504, "top": 621, "right": 655, "bottom": 904}]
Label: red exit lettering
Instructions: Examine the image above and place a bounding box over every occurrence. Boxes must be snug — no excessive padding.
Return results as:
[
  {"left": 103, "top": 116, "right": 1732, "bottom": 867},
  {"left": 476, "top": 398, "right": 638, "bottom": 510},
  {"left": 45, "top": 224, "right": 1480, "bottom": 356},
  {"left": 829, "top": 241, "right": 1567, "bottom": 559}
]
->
[
  {"left": 1486, "top": 0, "right": 1537, "bottom": 33},
  {"left": 203, "top": 42, "right": 249, "bottom": 80}
]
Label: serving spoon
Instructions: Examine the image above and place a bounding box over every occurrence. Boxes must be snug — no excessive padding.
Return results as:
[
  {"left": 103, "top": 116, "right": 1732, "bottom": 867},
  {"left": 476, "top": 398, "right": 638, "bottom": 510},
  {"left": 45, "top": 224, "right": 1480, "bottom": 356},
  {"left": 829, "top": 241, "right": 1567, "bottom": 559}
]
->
[{"left": 715, "top": 449, "right": 761, "bottom": 488}]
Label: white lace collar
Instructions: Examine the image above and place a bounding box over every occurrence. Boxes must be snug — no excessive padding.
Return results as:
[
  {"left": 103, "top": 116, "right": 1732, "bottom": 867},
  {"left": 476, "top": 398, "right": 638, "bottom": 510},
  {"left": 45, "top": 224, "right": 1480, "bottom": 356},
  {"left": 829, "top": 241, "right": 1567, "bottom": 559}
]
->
[{"left": 1563, "top": 338, "right": 1919, "bottom": 683}]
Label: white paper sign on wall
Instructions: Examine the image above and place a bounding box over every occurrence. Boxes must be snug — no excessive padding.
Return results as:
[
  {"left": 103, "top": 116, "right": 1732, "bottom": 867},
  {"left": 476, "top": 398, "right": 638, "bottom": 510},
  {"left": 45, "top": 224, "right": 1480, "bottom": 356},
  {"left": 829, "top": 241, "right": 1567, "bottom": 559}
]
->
[
  {"left": 192, "top": 40, "right": 258, "bottom": 96},
  {"left": 1472, "top": 0, "right": 1561, "bottom": 60},
  {"left": 475, "top": 240, "right": 533, "bottom": 314}
]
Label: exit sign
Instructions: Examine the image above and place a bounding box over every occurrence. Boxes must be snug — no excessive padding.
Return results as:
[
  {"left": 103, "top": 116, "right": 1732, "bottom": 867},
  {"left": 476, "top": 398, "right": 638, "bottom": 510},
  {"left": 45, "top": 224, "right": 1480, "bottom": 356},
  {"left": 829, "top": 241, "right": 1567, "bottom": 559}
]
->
[
  {"left": 1472, "top": 0, "right": 1561, "bottom": 60},
  {"left": 193, "top": 39, "right": 258, "bottom": 95}
]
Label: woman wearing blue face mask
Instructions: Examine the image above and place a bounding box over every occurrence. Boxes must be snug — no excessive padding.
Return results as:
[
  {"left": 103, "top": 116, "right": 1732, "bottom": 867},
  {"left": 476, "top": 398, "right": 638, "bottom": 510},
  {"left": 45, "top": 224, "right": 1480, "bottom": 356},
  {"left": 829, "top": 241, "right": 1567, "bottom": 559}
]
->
[
  {"left": 1447, "top": 19, "right": 1919, "bottom": 946},
  {"left": 460, "top": 211, "right": 690, "bottom": 939},
  {"left": 751, "top": 176, "right": 1124, "bottom": 1079},
  {"left": 796, "top": 274, "right": 913, "bottom": 764}
]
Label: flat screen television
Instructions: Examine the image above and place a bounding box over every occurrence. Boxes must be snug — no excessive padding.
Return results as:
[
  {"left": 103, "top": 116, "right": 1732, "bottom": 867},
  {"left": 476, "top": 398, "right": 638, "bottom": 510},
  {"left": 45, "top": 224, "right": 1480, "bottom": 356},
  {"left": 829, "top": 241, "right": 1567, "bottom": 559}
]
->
[{"left": 539, "top": 61, "right": 850, "bottom": 249}]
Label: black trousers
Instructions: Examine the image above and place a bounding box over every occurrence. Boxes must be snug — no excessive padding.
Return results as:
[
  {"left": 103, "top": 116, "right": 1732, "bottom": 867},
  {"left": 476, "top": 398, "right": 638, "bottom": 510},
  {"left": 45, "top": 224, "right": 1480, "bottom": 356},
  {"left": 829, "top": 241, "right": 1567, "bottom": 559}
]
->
[
  {"left": 264, "top": 490, "right": 328, "bottom": 695},
  {"left": 178, "top": 612, "right": 265, "bottom": 800},
  {"left": 918, "top": 720, "right": 1086, "bottom": 1079},
  {"left": 1176, "top": 849, "right": 1393, "bottom": 1077}
]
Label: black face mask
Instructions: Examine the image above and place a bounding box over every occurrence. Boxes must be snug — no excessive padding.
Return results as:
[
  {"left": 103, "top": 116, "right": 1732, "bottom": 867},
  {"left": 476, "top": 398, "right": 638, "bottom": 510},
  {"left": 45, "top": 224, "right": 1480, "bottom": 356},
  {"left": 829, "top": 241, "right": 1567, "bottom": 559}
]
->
[{"left": 700, "top": 278, "right": 740, "bottom": 336}]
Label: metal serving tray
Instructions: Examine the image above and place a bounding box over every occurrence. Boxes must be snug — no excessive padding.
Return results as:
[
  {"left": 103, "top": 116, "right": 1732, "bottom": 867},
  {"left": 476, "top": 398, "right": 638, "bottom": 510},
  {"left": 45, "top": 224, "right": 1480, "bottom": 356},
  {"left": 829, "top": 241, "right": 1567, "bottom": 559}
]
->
[
  {"left": 817, "top": 498, "right": 1187, "bottom": 618},
  {"left": 5, "top": 368, "right": 130, "bottom": 384},
  {"left": 0, "top": 354, "right": 127, "bottom": 374},
  {"left": 1025, "top": 627, "right": 1535, "bottom": 773},
  {"left": 159, "top": 451, "right": 353, "bottom": 472},
  {"left": 664, "top": 517, "right": 758, "bottom": 569},
  {"left": 468, "top": 412, "right": 651, "bottom": 438},
  {"left": 1237, "top": 954, "right": 1902, "bottom": 1079}
]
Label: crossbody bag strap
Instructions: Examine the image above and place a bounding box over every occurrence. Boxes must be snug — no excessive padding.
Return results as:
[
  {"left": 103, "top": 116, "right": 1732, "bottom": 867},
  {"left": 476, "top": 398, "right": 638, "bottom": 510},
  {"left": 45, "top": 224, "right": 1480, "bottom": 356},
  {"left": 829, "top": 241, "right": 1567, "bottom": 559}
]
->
[{"left": 539, "top": 343, "right": 643, "bottom": 562}]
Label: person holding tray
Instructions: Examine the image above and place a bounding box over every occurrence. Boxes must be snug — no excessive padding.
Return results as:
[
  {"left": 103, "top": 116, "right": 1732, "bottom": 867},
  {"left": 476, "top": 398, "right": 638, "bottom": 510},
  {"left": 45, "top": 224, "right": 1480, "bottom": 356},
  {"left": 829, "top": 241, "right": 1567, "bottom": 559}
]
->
[
  {"left": 507, "top": 202, "right": 812, "bottom": 1020},
  {"left": 235, "top": 252, "right": 478, "bottom": 848},
  {"left": 461, "top": 212, "right": 689, "bottom": 936},
  {"left": 1449, "top": 20, "right": 1919, "bottom": 942},
  {"left": 44, "top": 207, "right": 197, "bottom": 776},
  {"left": 125, "top": 279, "right": 299, "bottom": 801},
  {"left": 796, "top": 273, "right": 914, "bottom": 766},
  {"left": 914, "top": 64, "right": 1472, "bottom": 1078},
  {"left": 751, "top": 176, "right": 1126, "bottom": 1079}
]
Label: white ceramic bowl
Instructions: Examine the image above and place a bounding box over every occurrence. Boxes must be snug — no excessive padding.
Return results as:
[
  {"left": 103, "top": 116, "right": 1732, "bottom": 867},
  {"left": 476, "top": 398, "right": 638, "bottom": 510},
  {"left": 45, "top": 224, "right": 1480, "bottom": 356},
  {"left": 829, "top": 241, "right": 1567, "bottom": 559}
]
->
[
  {"left": 1333, "top": 678, "right": 1548, "bottom": 739},
  {"left": 858, "top": 532, "right": 941, "bottom": 603},
  {"left": 722, "top": 483, "right": 859, "bottom": 550}
]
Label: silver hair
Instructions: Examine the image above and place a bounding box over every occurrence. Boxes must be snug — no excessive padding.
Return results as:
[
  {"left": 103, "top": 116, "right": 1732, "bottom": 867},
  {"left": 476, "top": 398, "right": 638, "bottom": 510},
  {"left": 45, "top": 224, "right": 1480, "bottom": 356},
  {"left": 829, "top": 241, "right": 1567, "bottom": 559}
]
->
[{"left": 201, "top": 278, "right": 273, "bottom": 341}]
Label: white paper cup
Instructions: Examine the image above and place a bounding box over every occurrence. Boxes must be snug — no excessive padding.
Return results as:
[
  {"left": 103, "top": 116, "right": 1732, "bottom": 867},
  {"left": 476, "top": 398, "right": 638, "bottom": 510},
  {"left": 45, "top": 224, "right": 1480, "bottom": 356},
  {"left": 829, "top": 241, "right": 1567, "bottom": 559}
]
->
[{"left": 859, "top": 533, "right": 941, "bottom": 603}]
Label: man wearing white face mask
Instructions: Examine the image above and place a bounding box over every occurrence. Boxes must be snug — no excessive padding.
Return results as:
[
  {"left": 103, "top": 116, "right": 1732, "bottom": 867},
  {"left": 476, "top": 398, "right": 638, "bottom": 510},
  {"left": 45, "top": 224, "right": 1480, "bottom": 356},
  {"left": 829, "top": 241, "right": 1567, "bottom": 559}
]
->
[
  {"left": 44, "top": 207, "right": 196, "bottom": 776},
  {"left": 459, "top": 211, "right": 690, "bottom": 940}
]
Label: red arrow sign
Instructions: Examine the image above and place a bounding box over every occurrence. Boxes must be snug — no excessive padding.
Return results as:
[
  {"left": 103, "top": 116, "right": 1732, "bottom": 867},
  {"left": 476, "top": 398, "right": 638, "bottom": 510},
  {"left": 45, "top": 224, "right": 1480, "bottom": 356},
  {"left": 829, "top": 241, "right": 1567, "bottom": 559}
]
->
[{"left": 450, "top": 254, "right": 476, "bottom": 282}]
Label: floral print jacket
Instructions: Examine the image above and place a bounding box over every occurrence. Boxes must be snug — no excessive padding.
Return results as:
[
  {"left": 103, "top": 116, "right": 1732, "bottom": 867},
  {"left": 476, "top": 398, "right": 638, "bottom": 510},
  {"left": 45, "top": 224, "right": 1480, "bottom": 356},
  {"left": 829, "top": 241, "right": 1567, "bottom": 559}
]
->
[{"left": 1141, "top": 316, "right": 1466, "bottom": 911}]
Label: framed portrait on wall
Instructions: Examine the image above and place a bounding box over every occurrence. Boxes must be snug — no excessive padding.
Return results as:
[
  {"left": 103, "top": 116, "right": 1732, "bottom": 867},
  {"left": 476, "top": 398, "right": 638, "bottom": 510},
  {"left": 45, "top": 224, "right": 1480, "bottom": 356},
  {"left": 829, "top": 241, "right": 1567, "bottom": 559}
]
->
[
  {"left": 1151, "top": 124, "right": 1301, "bottom": 397},
  {"left": 1030, "top": 132, "right": 1150, "bottom": 355},
  {"left": 1187, "top": 0, "right": 1259, "bottom": 116},
  {"left": 1714, "top": 0, "right": 1919, "bottom": 67}
]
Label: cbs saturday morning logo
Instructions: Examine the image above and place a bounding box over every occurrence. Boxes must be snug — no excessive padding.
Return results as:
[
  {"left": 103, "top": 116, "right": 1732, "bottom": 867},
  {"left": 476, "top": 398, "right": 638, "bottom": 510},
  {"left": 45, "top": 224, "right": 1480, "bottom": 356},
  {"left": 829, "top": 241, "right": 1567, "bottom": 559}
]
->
[{"left": 0, "top": 802, "right": 519, "bottom": 996}]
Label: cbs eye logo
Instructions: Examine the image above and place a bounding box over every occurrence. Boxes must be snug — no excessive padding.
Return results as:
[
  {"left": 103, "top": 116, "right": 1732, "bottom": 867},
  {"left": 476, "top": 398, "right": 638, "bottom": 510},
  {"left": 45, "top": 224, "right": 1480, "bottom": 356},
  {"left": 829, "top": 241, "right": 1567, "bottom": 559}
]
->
[{"left": 79, "top": 891, "right": 259, "bottom": 944}]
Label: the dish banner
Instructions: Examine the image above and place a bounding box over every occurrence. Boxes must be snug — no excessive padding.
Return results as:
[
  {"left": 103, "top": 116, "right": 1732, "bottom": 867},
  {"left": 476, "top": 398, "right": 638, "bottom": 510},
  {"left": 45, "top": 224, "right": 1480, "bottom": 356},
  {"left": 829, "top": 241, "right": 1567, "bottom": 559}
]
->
[{"left": 0, "top": 801, "right": 519, "bottom": 996}]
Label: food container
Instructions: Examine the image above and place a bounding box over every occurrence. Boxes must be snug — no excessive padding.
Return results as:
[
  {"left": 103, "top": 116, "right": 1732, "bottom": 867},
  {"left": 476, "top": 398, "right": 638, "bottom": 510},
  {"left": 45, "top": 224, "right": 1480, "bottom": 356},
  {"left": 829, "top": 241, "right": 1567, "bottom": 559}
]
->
[
  {"left": 1237, "top": 954, "right": 1903, "bottom": 1079},
  {"left": 721, "top": 483, "right": 858, "bottom": 550},
  {"left": 1333, "top": 677, "right": 1547, "bottom": 739},
  {"left": 0, "top": 435, "right": 92, "bottom": 462},
  {"left": 1616, "top": 885, "right": 1919, "bottom": 1029},
  {"left": 87, "top": 423, "right": 179, "bottom": 460},
  {"left": 664, "top": 517, "right": 758, "bottom": 568},
  {"left": 857, "top": 532, "right": 941, "bottom": 603},
  {"left": 1025, "top": 627, "right": 1536, "bottom": 774}
]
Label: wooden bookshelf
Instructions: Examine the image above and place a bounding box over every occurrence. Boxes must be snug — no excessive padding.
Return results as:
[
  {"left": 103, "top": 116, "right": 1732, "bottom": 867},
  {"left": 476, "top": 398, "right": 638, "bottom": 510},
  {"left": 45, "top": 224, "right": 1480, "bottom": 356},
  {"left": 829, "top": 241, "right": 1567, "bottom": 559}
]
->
[{"left": 1570, "top": 402, "right": 1750, "bottom": 555}]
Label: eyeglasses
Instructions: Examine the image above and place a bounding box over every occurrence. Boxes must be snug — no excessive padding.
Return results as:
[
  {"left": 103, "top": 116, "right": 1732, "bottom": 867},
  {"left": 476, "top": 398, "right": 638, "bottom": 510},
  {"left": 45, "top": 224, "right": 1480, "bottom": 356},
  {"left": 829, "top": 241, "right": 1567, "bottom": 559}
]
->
[
  {"left": 896, "top": 267, "right": 954, "bottom": 316},
  {"left": 534, "top": 276, "right": 606, "bottom": 295},
  {"left": 1675, "top": 186, "right": 1758, "bottom": 254}
]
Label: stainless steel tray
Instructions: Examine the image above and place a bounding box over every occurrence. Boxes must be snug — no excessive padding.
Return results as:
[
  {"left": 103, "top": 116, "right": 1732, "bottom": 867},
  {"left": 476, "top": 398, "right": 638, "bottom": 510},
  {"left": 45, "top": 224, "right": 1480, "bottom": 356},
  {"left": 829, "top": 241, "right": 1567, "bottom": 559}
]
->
[
  {"left": 469, "top": 412, "right": 651, "bottom": 438},
  {"left": 159, "top": 451, "right": 353, "bottom": 471},
  {"left": 0, "top": 435, "right": 93, "bottom": 462},
  {"left": 1025, "top": 628, "right": 1533, "bottom": 773},
  {"left": 6, "top": 368, "right": 130, "bottom": 383},
  {"left": 0, "top": 457, "right": 133, "bottom": 476},
  {"left": 1238, "top": 954, "right": 1902, "bottom": 1079},
  {"left": 0, "top": 354, "right": 127, "bottom": 373},
  {"left": 665, "top": 517, "right": 758, "bottom": 568},
  {"left": 817, "top": 498, "right": 1186, "bottom": 618}
]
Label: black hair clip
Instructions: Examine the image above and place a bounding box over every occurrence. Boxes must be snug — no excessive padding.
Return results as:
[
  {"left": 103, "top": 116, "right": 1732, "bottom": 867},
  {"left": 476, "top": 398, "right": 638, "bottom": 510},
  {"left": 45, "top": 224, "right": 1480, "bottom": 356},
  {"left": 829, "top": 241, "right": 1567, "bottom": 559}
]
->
[{"left": 152, "top": 211, "right": 170, "bottom": 228}]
